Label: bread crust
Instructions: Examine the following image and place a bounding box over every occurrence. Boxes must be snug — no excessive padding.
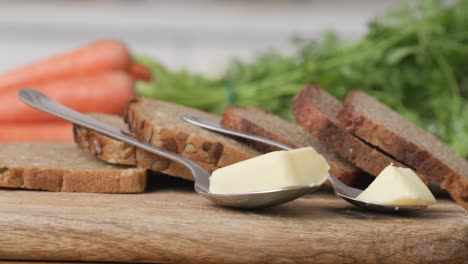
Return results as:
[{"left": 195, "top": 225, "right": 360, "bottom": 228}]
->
[
  {"left": 222, "top": 106, "right": 363, "bottom": 186},
  {"left": 338, "top": 90, "right": 468, "bottom": 201},
  {"left": 292, "top": 85, "right": 429, "bottom": 183},
  {"left": 0, "top": 167, "right": 146, "bottom": 193}
]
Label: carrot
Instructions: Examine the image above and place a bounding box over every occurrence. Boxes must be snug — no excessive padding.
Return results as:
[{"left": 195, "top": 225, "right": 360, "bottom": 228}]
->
[
  {"left": 0, "top": 39, "right": 131, "bottom": 92},
  {"left": 0, "top": 71, "right": 134, "bottom": 123},
  {"left": 130, "top": 63, "right": 152, "bottom": 81},
  {"left": 0, "top": 122, "right": 73, "bottom": 142}
]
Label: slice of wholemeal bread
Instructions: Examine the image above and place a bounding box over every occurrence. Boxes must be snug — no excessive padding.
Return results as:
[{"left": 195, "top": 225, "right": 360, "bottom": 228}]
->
[
  {"left": 74, "top": 113, "right": 217, "bottom": 181},
  {"left": 221, "top": 106, "right": 363, "bottom": 186},
  {"left": 125, "top": 98, "right": 261, "bottom": 168},
  {"left": 337, "top": 90, "right": 468, "bottom": 202},
  {"left": 292, "top": 85, "right": 429, "bottom": 183},
  {"left": 0, "top": 143, "right": 146, "bottom": 193}
]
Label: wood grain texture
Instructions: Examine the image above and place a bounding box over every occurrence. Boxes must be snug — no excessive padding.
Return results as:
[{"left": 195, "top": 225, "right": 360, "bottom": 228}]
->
[{"left": 0, "top": 177, "right": 466, "bottom": 264}]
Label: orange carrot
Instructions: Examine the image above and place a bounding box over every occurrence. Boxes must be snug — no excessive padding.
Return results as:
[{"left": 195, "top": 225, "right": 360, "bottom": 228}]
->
[
  {"left": 0, "top": 71, "right": 134, "bottom": 123},
  {"left": 0, "top": 39, "right": 131, "bottom": 92},
  {"left": 130, "top": 63, "right": 152, "bottom": 81},
  {"left": 0, "top": 122, "right": 73, "bottom": 142}
]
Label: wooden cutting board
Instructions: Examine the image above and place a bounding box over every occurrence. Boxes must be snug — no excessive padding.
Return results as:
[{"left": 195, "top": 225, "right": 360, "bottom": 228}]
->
[{"left": 0, "top": 177, "right": 466, "bottom": 264}]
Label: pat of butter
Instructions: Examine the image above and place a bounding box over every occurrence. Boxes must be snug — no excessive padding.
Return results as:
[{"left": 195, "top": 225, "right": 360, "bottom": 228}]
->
[
  {"left": 356, "top": 164, "right": 436, "bottom": 206},
  {"left": 209, "top": 147, "right": 330, "bottom": 194}
]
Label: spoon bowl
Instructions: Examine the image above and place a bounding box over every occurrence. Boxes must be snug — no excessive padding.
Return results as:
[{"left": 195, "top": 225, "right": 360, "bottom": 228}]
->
[
  {"left": 182, "top": 113, "right": 428, "bottom": 213},
  {"left": 199, "top": 185, "right": 318, "bottom": 209},
  {"left": 327, "top": 174, "right": 426, "bottom": 212},
  {"left": 18, "top": 89, "right": 316, "bottom": 209}
]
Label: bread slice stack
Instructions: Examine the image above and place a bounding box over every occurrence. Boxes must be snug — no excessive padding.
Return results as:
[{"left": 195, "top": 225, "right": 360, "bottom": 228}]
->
[
  {"left": 338, "top": 90, "right": 468, "bottom": 202},
  {"left": 75, "top": 99, "right": 260, "bottom": 181},
  {"left": 74, "top": 113, "right": 219, "bottom": 181},
  {"left": 292, "top": 85, "right": 468, "bottom": 205}
]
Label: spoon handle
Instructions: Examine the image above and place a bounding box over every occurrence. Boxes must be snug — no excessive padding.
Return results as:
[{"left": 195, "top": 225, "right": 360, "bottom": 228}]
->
[
  {"left": 18, "top": 89, "right": 210, "bottom": 191},
  {"left": 182, "top": 114, "right": 293, "bottom": 151}
]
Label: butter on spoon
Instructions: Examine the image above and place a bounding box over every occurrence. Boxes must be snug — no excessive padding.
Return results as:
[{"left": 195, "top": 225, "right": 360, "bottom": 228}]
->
[
  {"left": 209, "top": 147, "right": 330, "bottom": 194},
  {"left": 356, "top": 164, "right": 436, "bottom": 207}
]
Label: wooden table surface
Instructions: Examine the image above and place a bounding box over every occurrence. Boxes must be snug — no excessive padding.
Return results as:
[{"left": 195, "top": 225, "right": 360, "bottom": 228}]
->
[{"left": 0, "top": 176, "right": 466, "bottom": 264}]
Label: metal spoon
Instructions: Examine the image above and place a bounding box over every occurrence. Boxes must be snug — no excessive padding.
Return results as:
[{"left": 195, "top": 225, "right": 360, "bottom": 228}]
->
[
  {"left": 182, "top": 114, "right": 427, "bottom": 212},
  {"left": 18, "top": 89, "right": 316, "bottom": 209}
]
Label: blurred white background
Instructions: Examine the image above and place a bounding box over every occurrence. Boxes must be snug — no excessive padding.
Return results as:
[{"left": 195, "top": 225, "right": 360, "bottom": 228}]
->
[{"left": 0, "top": 0, "right": 398, "bottom": 76}]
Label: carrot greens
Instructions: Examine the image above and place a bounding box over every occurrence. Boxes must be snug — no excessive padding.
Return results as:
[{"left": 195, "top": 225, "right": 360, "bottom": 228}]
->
[{"left": 136, "top": 0, "right": 468, "bottom": 158}]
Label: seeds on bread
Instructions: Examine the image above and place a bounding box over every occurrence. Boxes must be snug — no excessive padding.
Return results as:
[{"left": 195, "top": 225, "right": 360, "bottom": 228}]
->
[
  {"left": 292, "top": 85, "right": 429, "bottom": 183},
  {"left": 0, "top": 143, "right": 146, "bottom": 193},
  {"left": 74, "top": 113, "right": 217, "bottom": 181},
  {"left": 222, "top": 106, "right": 363, "bottom": 186},
  {"left": 338, "top": 90, "right": 468, "bottom": 201},
  {"left": 74, "top": 114, "right": 137, "bottom": 165},
  {"left": 125, "top": 98, "right": 260, "bottom": 168}
]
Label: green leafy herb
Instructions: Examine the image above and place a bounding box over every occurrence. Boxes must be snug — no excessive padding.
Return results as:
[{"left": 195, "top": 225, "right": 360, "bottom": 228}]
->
[{"left": 136, "top": 0, "right": 468, "bottom": 158}]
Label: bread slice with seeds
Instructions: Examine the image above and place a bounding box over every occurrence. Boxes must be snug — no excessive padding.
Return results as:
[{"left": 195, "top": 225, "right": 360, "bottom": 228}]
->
[
  {"left": 0, "top": 143, "right": 146, "bottom": 193},
  {"left": 74, "top": 113, "right": 217, "bottom": 181},
  {"left": 338, "top": 90, "right": 468, "bottom": 202},
  {"left": 221, "top": 106, "right": 363, "bottom": 186},
  {"left": 124, "top": 98, "right": 260, "bottom": 169}
]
